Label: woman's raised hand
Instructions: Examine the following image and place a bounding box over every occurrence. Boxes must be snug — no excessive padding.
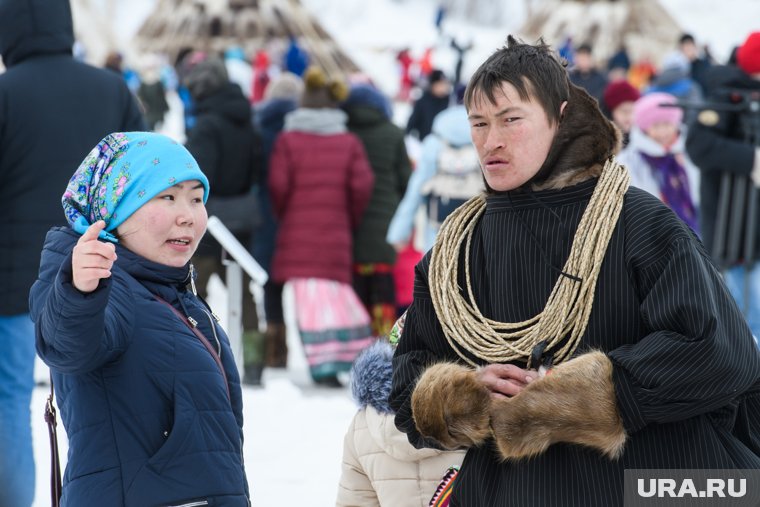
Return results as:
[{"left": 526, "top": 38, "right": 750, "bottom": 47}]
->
[{"left": 72, "top": 220, "right": 117, "bottom": 293}]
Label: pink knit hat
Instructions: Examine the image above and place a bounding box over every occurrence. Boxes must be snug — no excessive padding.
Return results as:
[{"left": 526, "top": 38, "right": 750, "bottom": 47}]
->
[{"left": 633, "top": 92, "right": 683, "bottom": 131}]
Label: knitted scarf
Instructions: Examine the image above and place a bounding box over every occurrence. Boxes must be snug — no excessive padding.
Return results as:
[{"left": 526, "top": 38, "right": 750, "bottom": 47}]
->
[{"left": 639, "top": 151, "right": 699, "bottom": 234}]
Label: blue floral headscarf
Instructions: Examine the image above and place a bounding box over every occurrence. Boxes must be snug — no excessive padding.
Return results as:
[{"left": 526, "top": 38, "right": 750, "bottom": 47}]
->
[{"left": 62, "top": 132, "right": 210, "bottom": 243}]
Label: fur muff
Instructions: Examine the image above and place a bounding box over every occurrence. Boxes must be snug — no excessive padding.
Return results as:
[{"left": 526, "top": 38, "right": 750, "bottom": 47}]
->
[
  {"left": 411, "top": 362, "right": 492, "bottom": 450},
  {"left": 489, "top": 351, "right": 627, "bottom": 460}
]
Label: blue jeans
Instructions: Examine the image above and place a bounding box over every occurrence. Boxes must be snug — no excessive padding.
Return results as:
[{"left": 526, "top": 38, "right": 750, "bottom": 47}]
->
[
  {"left": 724, "top": 265, "right": 760, "bottom": 343},
  {"left": 0, "top": 314, "right": 36, "bottom": 507}
]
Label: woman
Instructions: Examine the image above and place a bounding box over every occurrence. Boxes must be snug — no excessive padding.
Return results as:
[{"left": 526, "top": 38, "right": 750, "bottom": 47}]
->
[
  {"left": 342, "top": 83, "right": 412, "bottom": 337},
  {"left": 30, "top": 132, "right": 249, "bottom": 506},
  {"left": 269, "top": 66, "right": 375, "bottom": 386},
  {"left": 617, "top": 91, "right": 700, "bottom": 234}
]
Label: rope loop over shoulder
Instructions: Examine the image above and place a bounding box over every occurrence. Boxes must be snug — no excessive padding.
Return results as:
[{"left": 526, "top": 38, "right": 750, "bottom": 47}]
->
[{"left": 428, "top": 159, "right": 630, "bottom": 367}]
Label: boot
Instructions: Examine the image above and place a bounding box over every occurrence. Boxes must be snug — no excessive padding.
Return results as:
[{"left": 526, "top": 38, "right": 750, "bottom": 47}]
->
[
  {"left": 264, "top": 322, "right": 288, "bottom": 368},
  {"left": 243, "top": 363, "right": 263, "bottom": 387},
  {"left": 242, "top": 330, "right": 265, "bottom": 386}
]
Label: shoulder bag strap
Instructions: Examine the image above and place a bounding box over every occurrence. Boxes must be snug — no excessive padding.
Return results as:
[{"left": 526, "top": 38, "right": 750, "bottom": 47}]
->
[
  {"left": 154, "top": 295, "right": 231, "bottom": 401},
  {"left": 44, "top": 372, "right": 62, "bottom": 507}
]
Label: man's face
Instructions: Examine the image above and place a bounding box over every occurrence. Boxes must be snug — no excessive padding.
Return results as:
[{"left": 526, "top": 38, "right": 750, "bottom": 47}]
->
[
  {"left": 431, "top": 79, "right": 451, "bottom": 97},
  {"left": 574, "top": 51, "right": 593, "bottom": 72},
  {"left": 468, "top": 82, "right": 560, "bottom": 192},
  {"left": 680, "top": 41, "right": 698, "bottom": 61}
]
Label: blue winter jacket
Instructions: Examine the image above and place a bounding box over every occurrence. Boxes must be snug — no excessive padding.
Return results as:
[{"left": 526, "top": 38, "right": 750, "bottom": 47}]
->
[{"left": 30, "top": 227, "right": 250, "bottom": 507}]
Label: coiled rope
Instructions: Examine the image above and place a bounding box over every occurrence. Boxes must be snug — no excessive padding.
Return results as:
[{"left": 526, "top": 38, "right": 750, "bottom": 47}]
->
[{"left": 428, "top": 159, "right": 630, "bottom": 367}]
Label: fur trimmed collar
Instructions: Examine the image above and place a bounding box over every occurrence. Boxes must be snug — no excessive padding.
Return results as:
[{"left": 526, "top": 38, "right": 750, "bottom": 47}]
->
[{"left": 530, "top": 84, "right": 620, "bottom": 191}]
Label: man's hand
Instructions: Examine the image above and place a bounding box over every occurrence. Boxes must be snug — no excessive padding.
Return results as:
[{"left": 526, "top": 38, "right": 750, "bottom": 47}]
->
[
  {"left": 476, "top": 363, "right": 537, "bottom": 399},
  {"left": 72, "top": 221, "right": 117, "bottom": 293}
]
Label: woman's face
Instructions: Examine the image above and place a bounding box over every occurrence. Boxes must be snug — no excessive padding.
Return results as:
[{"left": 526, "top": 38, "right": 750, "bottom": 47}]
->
[
  {"left": 645, "top": 121, "right": 679, "bottom": 148},
  {"left": 117, "top": 180, "right": 207, "bottom": 267},
  {"left": 612, "top": 101, "right": 635, "bottom": 134}
]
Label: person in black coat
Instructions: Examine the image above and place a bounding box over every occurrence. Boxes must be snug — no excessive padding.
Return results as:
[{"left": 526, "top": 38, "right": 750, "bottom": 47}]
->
[
  {"left": 679, "top": 33, "right": 713, "bottom": 95},
  {"left": 569, "top": 43, "right": 608, "bottom": 107},
  {"left": 405, "top": 69, "right": 452, "bottom": 140},
  {"left": 0, "top": 1, "right": 144, "bottom": 504},
  {"left": 252, "top": 72, "right": 303, "bottom": 369},
  {"left": 183, "top": 55, "right": 264, "bottom": 385},
  {"left": 390, "top": 36, "right": 760, "bottom": 507},
  {"left": 685, "top": 31, "right": 760, "bottom": 339},
  {"left": 343, "top": 84, "right": 412, "bottom": 337}
]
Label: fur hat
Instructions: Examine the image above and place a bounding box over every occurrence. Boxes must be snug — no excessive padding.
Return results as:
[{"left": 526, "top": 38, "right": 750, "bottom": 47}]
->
[
  {"left": 300, "top": 66, "right": 349, "bottom": 108},
  {"left": 737, "top": 31, "right": 760, "bottom": 76},
  {"left": 350, "top": 340, "right": 394, "bottom": 414},
  {"left": 184, "top": 55, "right": 228, "bottom": 101},
  {"left": 603, "top": 80, "right": 640, "bottom": 113},
  {"left": 633, "top": 92, "right": 683, "bottom": 132},
  {"left": 264, "top": 71, "right": 304, "bottom": 101}
]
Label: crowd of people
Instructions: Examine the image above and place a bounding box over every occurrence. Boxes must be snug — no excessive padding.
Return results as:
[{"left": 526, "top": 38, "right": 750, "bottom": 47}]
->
[{"left": 2, "top": 0, "right": 760, "bottom": 505}]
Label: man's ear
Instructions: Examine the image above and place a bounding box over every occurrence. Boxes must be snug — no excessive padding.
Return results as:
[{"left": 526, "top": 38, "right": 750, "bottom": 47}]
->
[{"left": 559, "top": 100, "right": 568, "bottom": 119}]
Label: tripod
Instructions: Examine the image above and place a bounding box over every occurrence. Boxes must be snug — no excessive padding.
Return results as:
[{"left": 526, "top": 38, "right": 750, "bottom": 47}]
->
[
  {"left": 711, "top": 91, "right": 760, "bottom": 317},
  {"left": 676, "top": 89, "right": 760, "bottom": 318}
]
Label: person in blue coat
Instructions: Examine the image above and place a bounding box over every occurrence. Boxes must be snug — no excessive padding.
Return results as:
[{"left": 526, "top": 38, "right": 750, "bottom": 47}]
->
[
  {"left": 387, "top": 104, "right": 475, "bottom": 253},
  {"left": 0, "top": 2, "right": 145, "bottom": 502},
  {"left": 30, "top": 132, "right": 250, "bottom": 507}
]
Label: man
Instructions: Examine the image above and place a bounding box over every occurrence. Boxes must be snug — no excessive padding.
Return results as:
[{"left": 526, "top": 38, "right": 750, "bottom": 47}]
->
[
  {"left": 405, "top": 69, "right": 452, "bottom": 141},
  {"left": 686, "top": 31, "right": 760, "bottom": 340},
  {"left": 568, "top": 43, "right": 607, "bottom": 106},
  {"left": 389, "top": 36, "right": 760, "bottom": 506},
  {"left": 0, "top": 1, "right": 144, "bottom": 505},
  {"left": 679, "top": 33, "right": 712, "bottom": 95}
]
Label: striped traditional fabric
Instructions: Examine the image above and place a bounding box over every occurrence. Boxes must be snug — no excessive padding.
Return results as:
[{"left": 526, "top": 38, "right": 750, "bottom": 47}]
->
[
  {"left": 291, "top": 278, "right": 375, "bottom": 380},
  {"left": 429, "top": 467, "right": 459, "bottom": 507}
]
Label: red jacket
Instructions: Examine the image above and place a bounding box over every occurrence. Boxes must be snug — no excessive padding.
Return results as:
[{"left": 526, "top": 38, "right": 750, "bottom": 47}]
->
[{"left": 269, "top": 131, "right": 374, "bottom": 284}]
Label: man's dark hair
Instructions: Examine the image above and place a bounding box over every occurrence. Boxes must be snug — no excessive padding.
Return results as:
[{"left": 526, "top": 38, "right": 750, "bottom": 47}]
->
[
  {"left": 679, "top": 33, "right": 695, "bottom": 45},
  {"left": 463, "top": 36, "right": 570, "bottom": 126}
]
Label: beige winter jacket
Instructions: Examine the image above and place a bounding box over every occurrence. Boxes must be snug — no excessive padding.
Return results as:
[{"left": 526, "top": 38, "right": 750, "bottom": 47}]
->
[{"left": 336, "top": 406, "right": 466, "bottom": 507}]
